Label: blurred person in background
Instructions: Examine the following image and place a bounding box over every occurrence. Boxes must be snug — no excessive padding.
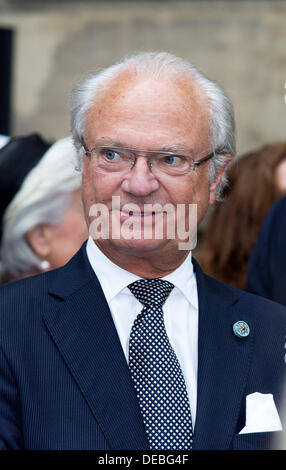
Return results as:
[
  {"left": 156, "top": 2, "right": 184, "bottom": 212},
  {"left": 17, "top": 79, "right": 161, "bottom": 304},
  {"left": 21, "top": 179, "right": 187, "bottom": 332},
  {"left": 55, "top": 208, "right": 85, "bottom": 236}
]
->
[
  {"left": 0, "top": 134, "right": 88, "bottom": 283},
  {"left": 0, "top": 134, "right": 50, "bottom": 277},
  {"left": 199, "top": 142, "right": 286, "bottom": 289},
  {"left": 246, "top": 195, "right": 286, "bottom": 307}
]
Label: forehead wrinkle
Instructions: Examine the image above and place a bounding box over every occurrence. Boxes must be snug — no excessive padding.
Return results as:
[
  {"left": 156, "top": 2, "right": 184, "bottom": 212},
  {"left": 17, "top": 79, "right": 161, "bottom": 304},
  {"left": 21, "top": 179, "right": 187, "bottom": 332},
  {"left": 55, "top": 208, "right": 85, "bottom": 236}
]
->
[
  {"left": 89, "top": 68, "right": 208, "bottom": 116},
  {"left": 86, "top": 71, "right": 210, "bottom": 151}
]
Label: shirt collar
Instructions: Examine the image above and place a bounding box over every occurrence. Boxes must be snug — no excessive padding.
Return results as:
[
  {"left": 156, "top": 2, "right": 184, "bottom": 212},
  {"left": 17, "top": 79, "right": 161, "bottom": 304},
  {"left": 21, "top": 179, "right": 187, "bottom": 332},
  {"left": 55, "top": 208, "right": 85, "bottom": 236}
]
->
[
  {"left": 86, "top": 236, "right": 196, "bottom": 307},
  {"left": 162, "top": 252, "right": 196, "bottom": 307},
  {"left": 86, "top": 237, "right": 140, "bottom": 302}
]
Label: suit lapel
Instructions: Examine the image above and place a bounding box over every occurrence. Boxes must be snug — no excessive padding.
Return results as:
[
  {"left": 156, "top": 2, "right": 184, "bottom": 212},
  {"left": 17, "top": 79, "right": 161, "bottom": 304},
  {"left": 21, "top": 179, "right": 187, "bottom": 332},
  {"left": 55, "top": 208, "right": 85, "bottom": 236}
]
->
[
  {"left": 43, "top": 245, "right": 149, "bottom": 450},
  {"left": 192, "top": 260, "right": 254, "bottom": 449}
]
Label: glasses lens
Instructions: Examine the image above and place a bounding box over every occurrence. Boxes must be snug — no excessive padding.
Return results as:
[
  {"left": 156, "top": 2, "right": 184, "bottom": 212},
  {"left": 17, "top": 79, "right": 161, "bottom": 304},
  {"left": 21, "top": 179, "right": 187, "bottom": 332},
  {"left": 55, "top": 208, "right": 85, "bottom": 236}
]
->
[
  {"left": 153, "top": 154, "right": 191, "bottom": 175},
  {"left": 94, "top": 148, "right": 132, "bottom": 172}
]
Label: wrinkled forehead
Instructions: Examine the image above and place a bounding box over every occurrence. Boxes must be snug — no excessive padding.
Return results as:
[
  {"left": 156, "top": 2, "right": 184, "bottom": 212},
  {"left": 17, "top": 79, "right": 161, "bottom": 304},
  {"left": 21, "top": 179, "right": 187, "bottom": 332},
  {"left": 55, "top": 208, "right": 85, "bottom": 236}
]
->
[{"left": 85, "top": 69, "right": 210, "bottom": 147}]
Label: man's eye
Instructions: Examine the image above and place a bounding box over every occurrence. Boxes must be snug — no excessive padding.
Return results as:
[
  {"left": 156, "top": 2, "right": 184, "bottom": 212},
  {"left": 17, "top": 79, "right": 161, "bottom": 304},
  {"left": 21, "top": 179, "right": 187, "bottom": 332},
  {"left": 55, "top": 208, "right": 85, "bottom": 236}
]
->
[
  {"left": 163, "top": 155, "right": 183, "bottom": 165},
  {"left": 104, "top": 150, "right": 121, "bottom": 161}
]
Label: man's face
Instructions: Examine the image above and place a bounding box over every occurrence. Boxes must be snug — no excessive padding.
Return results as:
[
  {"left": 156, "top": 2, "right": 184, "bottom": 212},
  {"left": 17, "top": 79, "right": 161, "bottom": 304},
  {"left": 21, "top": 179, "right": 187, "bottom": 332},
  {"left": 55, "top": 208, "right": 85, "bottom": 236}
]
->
[{"left": 82, "top": 72, "right": 223, "bottom": 258}]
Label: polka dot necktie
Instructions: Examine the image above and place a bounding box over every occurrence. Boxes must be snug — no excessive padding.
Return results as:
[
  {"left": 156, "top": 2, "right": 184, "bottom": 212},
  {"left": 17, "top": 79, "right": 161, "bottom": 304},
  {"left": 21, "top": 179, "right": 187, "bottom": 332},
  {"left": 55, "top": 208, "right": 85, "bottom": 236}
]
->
[{"left": 128, "top": 279, "right": 193, "bottom": 450}]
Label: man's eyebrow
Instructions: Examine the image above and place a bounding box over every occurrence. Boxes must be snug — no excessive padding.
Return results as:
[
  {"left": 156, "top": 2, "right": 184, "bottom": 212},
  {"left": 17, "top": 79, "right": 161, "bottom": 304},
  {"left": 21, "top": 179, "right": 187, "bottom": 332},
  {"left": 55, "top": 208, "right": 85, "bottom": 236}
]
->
[
  {"left": 91, "top": 138, "right": 194, "bottom": 154},
  {"left": 90, "top": 138, "right": 127, "bottom": 148},
  {"left": 160, "top": 143, "right": 194, "bottom": 154}
]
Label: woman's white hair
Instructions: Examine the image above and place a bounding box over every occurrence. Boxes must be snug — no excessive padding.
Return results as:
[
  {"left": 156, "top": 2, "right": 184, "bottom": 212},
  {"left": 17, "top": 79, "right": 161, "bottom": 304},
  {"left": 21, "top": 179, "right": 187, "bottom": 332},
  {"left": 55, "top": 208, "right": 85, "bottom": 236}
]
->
[
  {"left": 0, "top": 136, "right": 81, "bottom": 279},
  {"left": 70, "top": 51, "right": 236, "bottom": 198}
]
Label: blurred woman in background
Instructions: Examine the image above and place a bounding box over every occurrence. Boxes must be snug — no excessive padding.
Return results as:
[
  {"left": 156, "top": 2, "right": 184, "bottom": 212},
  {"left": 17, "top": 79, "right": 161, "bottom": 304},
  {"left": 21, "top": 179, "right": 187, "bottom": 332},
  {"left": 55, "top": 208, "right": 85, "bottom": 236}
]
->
[
  {"left": 199, "top": 142, "right": 286, "bottom": 289},
  {"left": 0, "top": 134, "right": 88, "bottom": 283}
]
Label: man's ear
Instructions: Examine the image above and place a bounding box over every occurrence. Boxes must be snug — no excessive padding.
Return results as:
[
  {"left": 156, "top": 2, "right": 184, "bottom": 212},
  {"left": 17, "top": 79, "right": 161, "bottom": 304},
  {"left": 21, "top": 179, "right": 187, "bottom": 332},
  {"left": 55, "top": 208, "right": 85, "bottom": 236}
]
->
[
  {"left": 26, "top": 224, "right": 54, "bottom": 258},
  {"left": 209, "top": 154, "right": 232, "bottom": 205}
]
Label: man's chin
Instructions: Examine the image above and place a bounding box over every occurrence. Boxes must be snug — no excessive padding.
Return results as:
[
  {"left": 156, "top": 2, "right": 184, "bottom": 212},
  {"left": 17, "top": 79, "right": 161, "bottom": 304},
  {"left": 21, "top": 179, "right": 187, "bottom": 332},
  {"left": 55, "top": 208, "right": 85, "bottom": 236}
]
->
[{"left": 95, "top": 235, "right": 173, "bottom": 256}]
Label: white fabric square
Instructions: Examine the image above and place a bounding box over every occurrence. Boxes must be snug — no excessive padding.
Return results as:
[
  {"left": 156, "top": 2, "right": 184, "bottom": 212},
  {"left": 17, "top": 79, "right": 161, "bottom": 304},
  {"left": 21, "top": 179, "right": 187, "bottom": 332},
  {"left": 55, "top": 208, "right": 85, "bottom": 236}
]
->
[{"left": 239, "top": 392, "right": 282, "bottom": 434}]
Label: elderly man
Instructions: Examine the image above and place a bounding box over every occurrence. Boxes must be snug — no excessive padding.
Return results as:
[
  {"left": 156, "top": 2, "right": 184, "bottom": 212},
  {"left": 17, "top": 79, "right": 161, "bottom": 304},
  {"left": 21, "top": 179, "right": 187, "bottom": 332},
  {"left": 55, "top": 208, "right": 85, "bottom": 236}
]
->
[{"left": 0, "top": 52, "right": 285, "bottom": 451}]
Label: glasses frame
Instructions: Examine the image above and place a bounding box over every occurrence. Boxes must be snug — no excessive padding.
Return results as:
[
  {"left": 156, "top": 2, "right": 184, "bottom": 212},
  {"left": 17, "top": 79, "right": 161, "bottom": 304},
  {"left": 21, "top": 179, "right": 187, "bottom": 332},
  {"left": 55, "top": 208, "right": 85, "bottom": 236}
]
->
[{"left": 81, "top": 137, "right": 215, "bottom": 173}]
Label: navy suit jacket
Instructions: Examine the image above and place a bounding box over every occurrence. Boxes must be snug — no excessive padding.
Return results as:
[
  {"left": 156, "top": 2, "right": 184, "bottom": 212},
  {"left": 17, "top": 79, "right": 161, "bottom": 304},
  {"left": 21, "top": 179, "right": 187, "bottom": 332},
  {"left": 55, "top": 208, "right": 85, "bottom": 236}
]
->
[
  {"left": 0, "top": 243, "right": 285, "bottom": 450},
  {"left": 246, "top": 196, "right": 286, "bottom": 307}
]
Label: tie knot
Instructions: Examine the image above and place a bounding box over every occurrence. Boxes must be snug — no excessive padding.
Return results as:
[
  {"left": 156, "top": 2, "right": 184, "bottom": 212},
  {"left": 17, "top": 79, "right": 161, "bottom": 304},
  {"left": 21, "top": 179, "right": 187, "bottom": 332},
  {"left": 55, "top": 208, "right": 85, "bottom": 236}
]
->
[{"left": 128, "top": 278, "right": 174, "bottom": 308}]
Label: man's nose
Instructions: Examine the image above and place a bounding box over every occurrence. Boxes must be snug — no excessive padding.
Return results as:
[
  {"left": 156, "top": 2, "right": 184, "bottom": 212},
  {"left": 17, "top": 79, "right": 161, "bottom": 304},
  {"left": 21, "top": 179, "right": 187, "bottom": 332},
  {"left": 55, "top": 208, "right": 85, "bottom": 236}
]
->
[{"left": 121, "top": 156, "right": 160, "bottom": 196}]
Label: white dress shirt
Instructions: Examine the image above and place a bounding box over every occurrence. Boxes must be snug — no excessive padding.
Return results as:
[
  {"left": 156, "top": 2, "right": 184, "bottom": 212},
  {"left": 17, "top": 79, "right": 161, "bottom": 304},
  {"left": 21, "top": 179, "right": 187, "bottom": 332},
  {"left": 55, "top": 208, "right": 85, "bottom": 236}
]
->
[{"left": 86, "top": 236, "right": 199, "bottom": 425}]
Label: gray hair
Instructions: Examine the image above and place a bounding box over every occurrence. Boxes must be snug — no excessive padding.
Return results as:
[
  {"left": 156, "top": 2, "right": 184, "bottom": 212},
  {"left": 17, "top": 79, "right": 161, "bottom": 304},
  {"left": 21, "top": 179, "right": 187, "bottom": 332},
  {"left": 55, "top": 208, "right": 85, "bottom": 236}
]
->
[
  {"left": 0, "top": 136, "right": 81, "bottom": 280},
  {"left": 70, "top": 51, "right": 236, "bottom": 198}
]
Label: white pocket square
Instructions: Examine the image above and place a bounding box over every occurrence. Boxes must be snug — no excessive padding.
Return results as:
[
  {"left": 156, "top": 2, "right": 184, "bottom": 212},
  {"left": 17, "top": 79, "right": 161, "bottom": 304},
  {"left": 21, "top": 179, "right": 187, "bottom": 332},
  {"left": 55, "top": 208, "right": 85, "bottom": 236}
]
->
[{"left": 239, "top": 392, "right": 283, "bottom": 434}]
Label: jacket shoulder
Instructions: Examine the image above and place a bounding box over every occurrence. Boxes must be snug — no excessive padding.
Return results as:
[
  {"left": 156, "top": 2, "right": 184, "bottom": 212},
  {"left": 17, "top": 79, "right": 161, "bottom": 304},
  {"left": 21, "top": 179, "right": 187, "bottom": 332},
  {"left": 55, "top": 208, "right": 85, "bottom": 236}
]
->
[{"left": 0, "top": 269, "right": 59, "bottom": 323}]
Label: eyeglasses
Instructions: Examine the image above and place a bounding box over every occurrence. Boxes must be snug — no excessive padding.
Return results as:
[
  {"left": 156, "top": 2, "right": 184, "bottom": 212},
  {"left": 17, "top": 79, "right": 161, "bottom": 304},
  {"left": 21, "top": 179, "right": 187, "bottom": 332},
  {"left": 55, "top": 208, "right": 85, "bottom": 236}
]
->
[{"left": 81, "top": 138, "right": 214, "bottom": 177}]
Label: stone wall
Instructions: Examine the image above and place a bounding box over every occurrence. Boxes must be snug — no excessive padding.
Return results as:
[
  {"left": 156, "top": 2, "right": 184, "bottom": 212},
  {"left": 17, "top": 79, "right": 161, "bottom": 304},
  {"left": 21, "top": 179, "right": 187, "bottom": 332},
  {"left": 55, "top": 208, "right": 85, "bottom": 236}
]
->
[{"left": 1, "top": 1, "right": 286, "bottom": 156}]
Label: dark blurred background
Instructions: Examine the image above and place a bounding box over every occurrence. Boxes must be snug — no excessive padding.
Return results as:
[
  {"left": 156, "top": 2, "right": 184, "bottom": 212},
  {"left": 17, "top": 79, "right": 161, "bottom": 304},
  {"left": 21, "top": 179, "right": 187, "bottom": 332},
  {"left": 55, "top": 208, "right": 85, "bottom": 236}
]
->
[{"left": 0, "top": 27, "right": 13, "bottom": 135}]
